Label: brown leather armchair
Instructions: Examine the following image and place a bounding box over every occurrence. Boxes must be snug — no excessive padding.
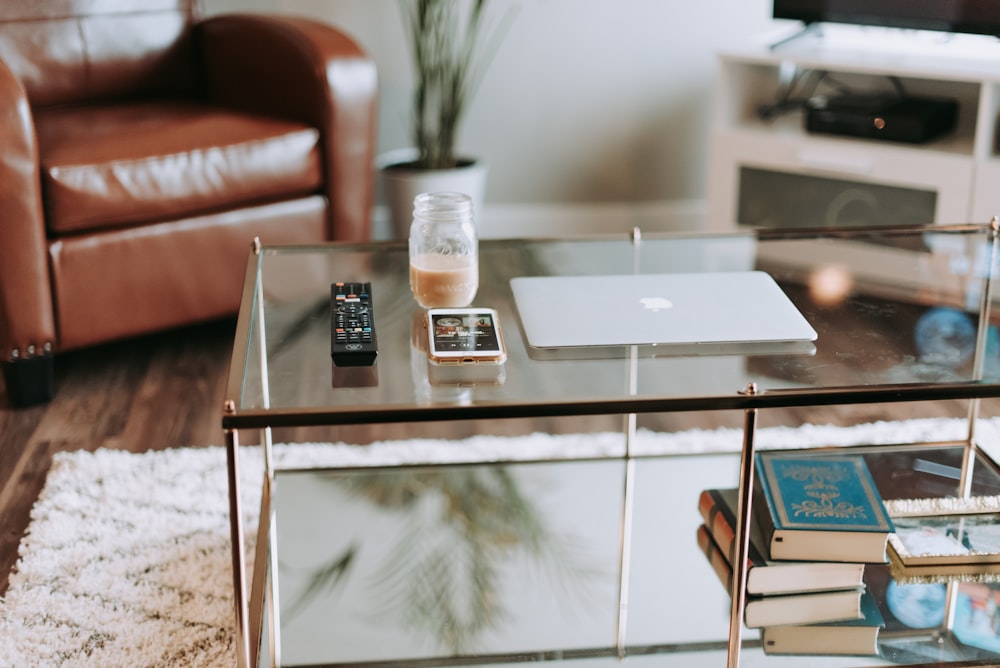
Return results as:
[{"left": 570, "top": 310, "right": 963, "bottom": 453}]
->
[{"left": 0, "top": 1, "right": 378, "bottom": 406}]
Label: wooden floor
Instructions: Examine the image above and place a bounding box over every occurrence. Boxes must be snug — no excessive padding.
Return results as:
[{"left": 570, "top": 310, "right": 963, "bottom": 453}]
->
[
  {"left": 1, "top": 316, "right": 994, "bottom": 596},
  {"left": 0, "top": 320, "right": 236, "bottom": 595}
]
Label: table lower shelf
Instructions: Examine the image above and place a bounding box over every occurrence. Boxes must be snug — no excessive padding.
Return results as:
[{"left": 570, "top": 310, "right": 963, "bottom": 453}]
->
[{"left": 246, "top": 445, "right": 1000, "bottom": 668}]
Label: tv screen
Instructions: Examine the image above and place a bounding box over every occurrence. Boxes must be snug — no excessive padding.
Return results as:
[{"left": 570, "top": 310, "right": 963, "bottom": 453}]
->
[{"left": 773, "top": 0, "right": 1000, "bottom": 38}]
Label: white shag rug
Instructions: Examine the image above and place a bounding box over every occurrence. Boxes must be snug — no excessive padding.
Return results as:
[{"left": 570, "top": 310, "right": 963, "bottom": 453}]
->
[{"left": 2, "top": 418, "right": 998, "bottom": 667}]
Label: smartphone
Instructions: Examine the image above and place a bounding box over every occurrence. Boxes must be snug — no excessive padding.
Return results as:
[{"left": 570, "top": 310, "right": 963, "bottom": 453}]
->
[{"left": 426, "top": 308, "right": 506, "bottom": 365}]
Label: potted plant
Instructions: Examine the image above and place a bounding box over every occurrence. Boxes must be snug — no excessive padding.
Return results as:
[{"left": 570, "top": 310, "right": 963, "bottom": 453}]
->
[{"left": 381, "top": 0, "right": 514, "bottom": 237}]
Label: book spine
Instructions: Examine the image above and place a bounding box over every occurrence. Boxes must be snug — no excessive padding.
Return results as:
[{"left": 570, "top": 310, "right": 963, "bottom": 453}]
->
[
  {"left": 697, "top": 488, "right": 738, "bottom": 563},
  {"left": 698, "top": 487, "right": 766, "bottom": 569},
  {"left": 696, "top": 524, "right": 734, "bottom": 592},
  {"left": 752, "top": 457, "right": 781, "bottom": 547}
]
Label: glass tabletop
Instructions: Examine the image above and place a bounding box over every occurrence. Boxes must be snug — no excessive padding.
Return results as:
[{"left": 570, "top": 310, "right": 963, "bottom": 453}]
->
[{"left": 224, "top": 223, "right": 1000, "bottom": 429}]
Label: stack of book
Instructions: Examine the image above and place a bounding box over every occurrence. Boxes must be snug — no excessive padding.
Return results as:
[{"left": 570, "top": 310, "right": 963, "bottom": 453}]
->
[{"left": 696, "top": 452, "right": 895, "bottom": 657}]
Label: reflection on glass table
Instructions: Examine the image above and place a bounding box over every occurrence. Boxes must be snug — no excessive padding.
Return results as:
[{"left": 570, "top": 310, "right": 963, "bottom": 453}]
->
[
  {"left": 273, "top": 459, "right": 624, "bottom": 666},
  {"left": 266, "top": 447, "right": 1000, "bottom": 668}
]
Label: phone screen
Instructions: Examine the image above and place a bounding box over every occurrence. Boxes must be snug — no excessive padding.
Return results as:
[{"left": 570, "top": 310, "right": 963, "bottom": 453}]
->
[{"left": 430, "top": 311, "right": 502, "bottom": 354}]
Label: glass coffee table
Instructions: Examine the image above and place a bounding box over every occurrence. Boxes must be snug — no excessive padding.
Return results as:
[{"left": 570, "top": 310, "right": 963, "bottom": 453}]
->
[{"left": 224, "top": 223, "right": 1000, "bottom": 668}]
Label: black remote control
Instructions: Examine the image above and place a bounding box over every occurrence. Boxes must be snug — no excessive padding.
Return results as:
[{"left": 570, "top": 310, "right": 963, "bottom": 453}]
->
[{"left": 331, "top": 282, "right": 378, "bottom": 366}]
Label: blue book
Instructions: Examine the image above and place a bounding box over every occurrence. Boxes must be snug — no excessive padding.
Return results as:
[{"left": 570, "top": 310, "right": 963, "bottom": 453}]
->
[{"left": 755, "top": 453, "right": 895, "bottom": 563}]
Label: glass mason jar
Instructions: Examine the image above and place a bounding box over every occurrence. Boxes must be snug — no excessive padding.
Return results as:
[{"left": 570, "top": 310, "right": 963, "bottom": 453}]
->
[{"left": 408, "top": 192, "right": 479, "bottom": 308}]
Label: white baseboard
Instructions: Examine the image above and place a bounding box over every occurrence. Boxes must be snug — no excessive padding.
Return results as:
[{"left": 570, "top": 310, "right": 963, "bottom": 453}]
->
[{"left": 373, "top": 199, "right": 708, "bottom": 240}]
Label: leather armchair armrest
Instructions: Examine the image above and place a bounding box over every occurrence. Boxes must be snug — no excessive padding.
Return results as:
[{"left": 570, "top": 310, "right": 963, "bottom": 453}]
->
[
  {"left": 198, "top": 14, "right": 378, "bottom": 242},
  {"left": 0, "top": 59, "right": 56, "bottom": 363}
]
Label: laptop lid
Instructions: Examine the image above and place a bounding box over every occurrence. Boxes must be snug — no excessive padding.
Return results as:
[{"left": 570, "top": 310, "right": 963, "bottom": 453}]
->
[{"left": 509, "top": 271, "right": 817, "bottom": 358}]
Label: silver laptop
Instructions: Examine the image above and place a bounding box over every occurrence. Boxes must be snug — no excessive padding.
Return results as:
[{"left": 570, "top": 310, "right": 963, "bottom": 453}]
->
[{"left": 509, "top": 271, "right": 817, "bottom": 358}]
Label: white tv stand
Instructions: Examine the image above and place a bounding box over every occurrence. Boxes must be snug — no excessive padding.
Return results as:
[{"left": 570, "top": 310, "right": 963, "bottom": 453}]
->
[{"left": 707, "top": 24, "right": 1000, "bottom": 232}]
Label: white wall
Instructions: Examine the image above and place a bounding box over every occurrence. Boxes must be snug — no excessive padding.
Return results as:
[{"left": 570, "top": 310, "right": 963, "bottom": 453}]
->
[{"left": 201, "top": 0, "right": 779, "bottom": 234}]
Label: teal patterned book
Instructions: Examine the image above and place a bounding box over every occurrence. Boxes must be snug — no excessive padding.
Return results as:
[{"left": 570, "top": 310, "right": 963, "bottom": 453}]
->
[{"left": 755, "top": 453, "right": 895, "bottom": 563}]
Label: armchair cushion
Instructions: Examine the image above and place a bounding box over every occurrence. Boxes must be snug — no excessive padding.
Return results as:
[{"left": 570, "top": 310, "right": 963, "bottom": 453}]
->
[
  {"left": 50, "top": 197, "right": 327, "bottom": 350},
  {"left": 36, "top": 102, "right": 323, "bottom": 234}
]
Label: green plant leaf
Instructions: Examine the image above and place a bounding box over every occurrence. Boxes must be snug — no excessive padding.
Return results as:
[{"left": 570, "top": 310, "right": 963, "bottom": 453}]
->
[{"left": 400, "top": 0, "right": 517, "bottom": 169}]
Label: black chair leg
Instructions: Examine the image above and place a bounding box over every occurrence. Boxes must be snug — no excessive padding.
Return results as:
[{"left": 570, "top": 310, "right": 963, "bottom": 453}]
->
[{"left": 2, "top": 354, "right": 54, "bottom": 407}]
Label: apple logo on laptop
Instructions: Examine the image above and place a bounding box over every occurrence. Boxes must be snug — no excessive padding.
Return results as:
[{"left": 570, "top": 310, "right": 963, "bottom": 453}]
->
[{"left": 640, "top": 297, "right": 673, "bottom": 312}]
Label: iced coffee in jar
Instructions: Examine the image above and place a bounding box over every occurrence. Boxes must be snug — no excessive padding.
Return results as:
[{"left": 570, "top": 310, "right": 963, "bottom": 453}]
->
[{"left": 408, "top": 192, "right": 478, "bottom": 308}]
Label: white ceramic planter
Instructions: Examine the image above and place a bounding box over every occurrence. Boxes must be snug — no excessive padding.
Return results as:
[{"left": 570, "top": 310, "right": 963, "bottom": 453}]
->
[{"left": 379, "top": 149, "right": 488, "bottom": 238}]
